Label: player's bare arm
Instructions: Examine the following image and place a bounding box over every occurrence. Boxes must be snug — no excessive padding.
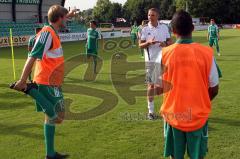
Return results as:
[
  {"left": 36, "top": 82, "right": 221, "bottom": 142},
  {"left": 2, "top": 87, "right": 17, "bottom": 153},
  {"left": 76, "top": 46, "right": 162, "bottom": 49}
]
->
[
  {"left": 28, "top": 46, "right": 32, "bottom": 52},
  {"left": 66, "top": 9, "right": 78, "bottom": 18},
  {"left": 166, "top": 38, "right": 173, "bottom": 46},
  {"left": 158, "top": 38, "right": 172, "bottom": 47}
]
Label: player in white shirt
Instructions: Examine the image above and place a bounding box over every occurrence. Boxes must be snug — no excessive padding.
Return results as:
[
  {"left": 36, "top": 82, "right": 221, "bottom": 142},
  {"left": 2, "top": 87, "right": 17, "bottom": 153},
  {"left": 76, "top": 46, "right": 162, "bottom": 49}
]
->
[{"left": 139, "top": 8, "right": 172, "bottom": 120}]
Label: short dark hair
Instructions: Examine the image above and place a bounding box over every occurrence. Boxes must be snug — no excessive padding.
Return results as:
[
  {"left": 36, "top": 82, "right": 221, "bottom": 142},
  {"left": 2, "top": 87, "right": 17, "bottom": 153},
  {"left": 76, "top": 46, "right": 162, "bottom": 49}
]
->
[
  {"left": 148, "top": 8, "right": 159, "bottom": 15},
  {"left": 48, "top": 5, "right": 69, "bottom": 23},
  {"left": 90, "top": 20, "right": 97, "bottom": 26},
  {"left": 171, "top": 10, "right": 194, "bottom": 36}
]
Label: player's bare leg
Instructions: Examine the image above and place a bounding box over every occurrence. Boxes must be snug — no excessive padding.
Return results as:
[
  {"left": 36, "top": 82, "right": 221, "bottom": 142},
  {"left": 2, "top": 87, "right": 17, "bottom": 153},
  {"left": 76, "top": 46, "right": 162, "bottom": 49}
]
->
[{"left": 147, "top": 84, "right": 155, "bottom": 120}]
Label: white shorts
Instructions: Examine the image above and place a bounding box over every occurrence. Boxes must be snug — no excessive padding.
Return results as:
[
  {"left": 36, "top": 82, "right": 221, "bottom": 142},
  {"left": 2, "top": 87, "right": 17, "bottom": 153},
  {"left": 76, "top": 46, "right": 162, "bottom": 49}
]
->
[{"left": 145, "top": 61, "right": 162, "bottom": 85}]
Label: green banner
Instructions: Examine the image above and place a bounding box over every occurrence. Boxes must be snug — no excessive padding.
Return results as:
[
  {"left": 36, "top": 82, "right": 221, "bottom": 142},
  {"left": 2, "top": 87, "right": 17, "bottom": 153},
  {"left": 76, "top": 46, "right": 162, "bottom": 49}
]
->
[{"left": 0, "top": 0, "right": 40, "bottom": 4}]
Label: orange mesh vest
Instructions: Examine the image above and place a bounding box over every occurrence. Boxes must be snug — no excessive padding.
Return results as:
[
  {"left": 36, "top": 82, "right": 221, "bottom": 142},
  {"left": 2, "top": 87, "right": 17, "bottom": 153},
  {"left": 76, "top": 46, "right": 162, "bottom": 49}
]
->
[
  {"left": 161, "top": 39, "right": 213, "bottom": 132},
  {"left": 33, "top": 26, "right": 64, "bottom": 86}
]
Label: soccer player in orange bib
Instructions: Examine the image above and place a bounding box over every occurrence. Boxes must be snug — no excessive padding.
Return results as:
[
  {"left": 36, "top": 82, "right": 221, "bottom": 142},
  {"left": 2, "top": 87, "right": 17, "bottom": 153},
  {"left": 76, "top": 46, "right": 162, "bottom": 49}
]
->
[
  {"left": 14, "top": 5, "right": 76, "bottom": 159},
  {"left": 160, "top": 10, "right": 219, "bottom": 159}
]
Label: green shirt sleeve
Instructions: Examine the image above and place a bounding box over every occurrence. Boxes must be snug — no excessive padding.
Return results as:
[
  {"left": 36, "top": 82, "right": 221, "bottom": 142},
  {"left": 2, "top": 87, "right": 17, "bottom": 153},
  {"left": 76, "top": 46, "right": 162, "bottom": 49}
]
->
[
  {"left": 28, "top": 35, "right": 36, "bottom": 48},
  {"left": 216, "top": 25, "right": 219, "bottom": 33},
  {"left": 29, "top": 31, "right": 51, "bottom": 59}
]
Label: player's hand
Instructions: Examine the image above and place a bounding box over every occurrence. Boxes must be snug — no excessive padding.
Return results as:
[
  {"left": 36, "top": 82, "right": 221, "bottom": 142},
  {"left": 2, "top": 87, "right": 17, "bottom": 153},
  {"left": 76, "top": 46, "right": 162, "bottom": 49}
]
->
[
  {"left": 147, "top": 37, "right": 156, "bottom": 45},
  {"left": 67, "top": 9, "right": 78, "bottom": 18},
  {"left": 54, "top": 116, "right": 64, "bottom": 124},
  {"left": 159, "top": 42, "right": 166, "bottom": 47},
  {"left": 14, "top": 80, "right": 27, "bottom": 91}
]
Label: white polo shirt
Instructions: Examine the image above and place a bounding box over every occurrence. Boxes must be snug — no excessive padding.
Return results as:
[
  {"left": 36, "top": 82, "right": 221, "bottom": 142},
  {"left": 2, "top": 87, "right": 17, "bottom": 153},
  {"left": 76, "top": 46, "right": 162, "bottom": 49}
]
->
[{"left": 141, "top": 22, "right": 170, "bottom": 63}]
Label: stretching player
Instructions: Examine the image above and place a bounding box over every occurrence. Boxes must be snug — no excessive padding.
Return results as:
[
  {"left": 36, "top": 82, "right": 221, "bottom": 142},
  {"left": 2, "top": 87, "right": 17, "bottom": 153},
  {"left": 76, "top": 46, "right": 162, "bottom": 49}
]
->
[{"left": 13, "top": 5, "right": 76, "bottom": 159}]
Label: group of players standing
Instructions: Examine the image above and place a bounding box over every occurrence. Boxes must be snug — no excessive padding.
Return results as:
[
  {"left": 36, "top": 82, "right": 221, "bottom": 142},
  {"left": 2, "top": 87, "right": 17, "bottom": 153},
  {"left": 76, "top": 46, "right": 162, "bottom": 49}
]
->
[{"left": 11, "top": 4, "right": 222, "bottom": 159}]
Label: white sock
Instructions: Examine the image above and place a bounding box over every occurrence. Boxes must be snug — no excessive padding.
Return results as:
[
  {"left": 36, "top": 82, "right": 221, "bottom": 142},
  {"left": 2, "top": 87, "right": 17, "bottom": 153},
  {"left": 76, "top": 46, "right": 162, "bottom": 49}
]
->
[{"left": 148, "top": 101, "right": 154, "bottom": 114}]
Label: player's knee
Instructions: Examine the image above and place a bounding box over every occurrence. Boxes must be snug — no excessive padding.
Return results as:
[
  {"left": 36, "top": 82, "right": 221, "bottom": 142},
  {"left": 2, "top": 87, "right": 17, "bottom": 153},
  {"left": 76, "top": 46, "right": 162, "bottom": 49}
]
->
[
  {"left": 55, "top": 119, "right": 64, "bottom": 124},
  {"left": 156, "top": 88, "right": 163, "bottom": 95},
  {"left": 147, "top": 95, "right": 154, "bottom": 102},
  {"left": 57, "top": 112, "right": 65, "bottom": 121},
  {"left": 45, "top": 117, "right": 56, "bottom": 125},
  {"left": 148, "top": 84, "right": 154, "bottom": 89},
  {"left": 45, "top": 113, "right": 64, "bottom": 125}
]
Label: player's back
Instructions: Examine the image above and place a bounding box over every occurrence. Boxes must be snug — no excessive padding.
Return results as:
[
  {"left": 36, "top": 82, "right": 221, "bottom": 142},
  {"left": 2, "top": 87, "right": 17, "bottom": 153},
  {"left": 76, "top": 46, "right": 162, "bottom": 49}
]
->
[
  {"left": 162, "top": 41, "right": 213, "bottom": 86},
  {"left": 161, "top": 41, "right": 214, "bottom": 132}
]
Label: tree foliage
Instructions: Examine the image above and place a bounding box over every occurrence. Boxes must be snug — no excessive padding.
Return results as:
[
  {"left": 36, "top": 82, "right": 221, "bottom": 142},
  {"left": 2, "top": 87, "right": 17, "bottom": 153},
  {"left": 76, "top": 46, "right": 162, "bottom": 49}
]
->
[{"left": 87, "top": 0, "right": 240, "bottom": 24}]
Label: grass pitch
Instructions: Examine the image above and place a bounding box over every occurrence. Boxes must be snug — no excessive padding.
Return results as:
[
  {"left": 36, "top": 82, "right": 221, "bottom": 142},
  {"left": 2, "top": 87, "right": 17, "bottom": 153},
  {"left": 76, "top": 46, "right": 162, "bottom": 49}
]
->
[{"left": 0, "top": 29, "right": 240, "bottom": 159}]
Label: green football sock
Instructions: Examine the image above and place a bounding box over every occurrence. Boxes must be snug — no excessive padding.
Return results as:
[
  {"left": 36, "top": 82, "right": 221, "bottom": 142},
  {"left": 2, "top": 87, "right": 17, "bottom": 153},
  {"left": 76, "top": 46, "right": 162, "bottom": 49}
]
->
[{"left": 44, "top": 123, "right": 56, "bottom": 157}]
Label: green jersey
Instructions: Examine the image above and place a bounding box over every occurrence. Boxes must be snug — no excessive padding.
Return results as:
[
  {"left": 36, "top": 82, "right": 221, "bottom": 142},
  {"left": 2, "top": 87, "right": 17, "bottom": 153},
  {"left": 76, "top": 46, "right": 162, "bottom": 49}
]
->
[
  {"left": 87, "top": 28, "right": 99, "bottom": 54},
  {"left": 131, "top": 25, "right": 138, "bottom": 34},
  {"left": 29, "top": 25, "right": 55, "bottom": 59},
  {"left": 208, "top": 24, "right": 219, "bottom": 38},
  {"left": 28, "top": 35, "right": 36, "bottom": 56}
]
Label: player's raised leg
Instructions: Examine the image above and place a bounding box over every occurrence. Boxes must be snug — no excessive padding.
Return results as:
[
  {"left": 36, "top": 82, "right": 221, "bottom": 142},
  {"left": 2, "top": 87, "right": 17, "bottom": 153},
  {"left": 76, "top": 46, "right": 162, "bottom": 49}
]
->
[{"left": 13, "top": 5, "right": 76, "bottom": 159}]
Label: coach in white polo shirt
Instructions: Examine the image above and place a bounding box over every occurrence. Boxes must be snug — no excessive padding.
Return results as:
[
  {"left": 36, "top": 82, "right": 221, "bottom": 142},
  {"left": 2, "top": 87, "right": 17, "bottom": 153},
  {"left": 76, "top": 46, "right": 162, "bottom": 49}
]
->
[{"left": 139, "top": 8, "right": 171, "bottom": 120}]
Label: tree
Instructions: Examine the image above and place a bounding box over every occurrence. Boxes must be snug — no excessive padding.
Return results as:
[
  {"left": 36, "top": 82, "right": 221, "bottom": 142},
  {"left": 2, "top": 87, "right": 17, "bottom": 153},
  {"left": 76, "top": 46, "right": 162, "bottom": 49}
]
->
[
  {"left": 123, "top": 0, "right": 160, "bottom": 24},
  {"left": 93, "top": 0, "right": 112, "bottom": 22},
  {"left": 79, "top": 9, "right": 93, "bottom": 23},
  {"left": 176, "top": 0, "right": 240, "bottom": 23},
  {"left": 160, "top": 0, "right": 176, "bottom": 19},
  {"left": 123, "top": 0, "right": 175, "bottom": 24},
  {"left": 108, "top": 3, "right": 123, "bottom": 23}
]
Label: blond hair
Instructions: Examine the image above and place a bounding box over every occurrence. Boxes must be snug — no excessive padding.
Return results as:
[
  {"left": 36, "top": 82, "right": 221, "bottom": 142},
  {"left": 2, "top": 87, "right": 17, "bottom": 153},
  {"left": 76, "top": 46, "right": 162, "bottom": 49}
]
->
[{"left": 48, "top": 5, "right": 69, "bottom": 23}]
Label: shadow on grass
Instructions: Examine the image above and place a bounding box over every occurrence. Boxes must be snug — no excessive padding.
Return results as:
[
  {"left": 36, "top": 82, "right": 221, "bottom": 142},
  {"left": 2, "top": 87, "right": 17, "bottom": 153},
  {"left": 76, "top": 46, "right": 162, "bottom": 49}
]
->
[
  {"left": 0, "top": 83, "right": 9, "bottom": 88},
  {"left": 0, "top": 101, "right": 33, "bottom": 110},
  {"left": 0, "top": 91, "right": 33, "bottom": 110},
  {"left": 221, "top": 54, "right": 240, "bottom": 57},
  {"left": 64, "top": 77, "right": 112, "bottom": 85},
  {"left": 209, "top": 117, "right": 240, "bottom": 127},
  {"left": 217, "top": 58, "right": 240, "bottom": 62},
  {"left": 193, "top": 35, "right": 239, "bottom": 44},
  {"left": 0, "top": 123, "right": 64, "bottom": 140}
]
